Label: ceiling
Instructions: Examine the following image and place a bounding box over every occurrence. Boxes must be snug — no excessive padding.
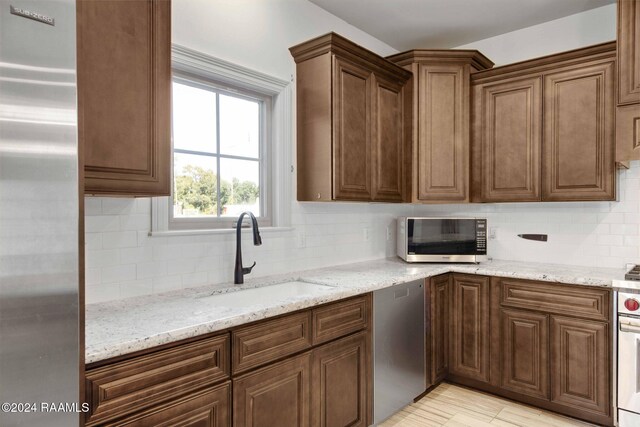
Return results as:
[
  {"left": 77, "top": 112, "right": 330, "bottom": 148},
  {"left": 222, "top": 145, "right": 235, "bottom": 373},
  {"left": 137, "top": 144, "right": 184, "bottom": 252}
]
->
[{"left": 308, "top": 0, "right": 616, "bottom": 50}]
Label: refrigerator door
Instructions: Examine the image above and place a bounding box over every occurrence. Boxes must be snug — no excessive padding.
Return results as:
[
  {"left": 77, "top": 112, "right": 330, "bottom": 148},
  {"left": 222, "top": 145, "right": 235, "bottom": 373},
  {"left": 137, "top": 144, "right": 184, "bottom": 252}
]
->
[{"left": 0, "top": 1, "right": 79, "bottom": 426}]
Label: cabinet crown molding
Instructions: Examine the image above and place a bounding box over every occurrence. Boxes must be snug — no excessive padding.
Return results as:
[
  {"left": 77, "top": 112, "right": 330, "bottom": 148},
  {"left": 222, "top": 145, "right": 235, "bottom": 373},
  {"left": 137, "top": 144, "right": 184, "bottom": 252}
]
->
[
  {"left": 472, "top": 41, "right": 616, "bottom": 84},
  {"left": 387, "top": 49, "right": 494, "bottom": 70},
  {"left": 289, "top": 32, "right": 412, "bottom": 82}
]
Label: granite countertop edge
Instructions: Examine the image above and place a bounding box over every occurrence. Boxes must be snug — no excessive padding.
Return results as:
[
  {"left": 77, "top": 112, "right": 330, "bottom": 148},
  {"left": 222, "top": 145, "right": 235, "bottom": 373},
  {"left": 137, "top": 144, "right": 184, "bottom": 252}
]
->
[{"left": 85, "top": 258, "right": 625, "bottom": 364}]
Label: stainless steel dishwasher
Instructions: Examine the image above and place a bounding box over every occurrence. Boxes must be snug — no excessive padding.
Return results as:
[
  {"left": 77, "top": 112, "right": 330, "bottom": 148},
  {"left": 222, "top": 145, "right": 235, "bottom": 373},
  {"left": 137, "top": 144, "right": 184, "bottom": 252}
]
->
[{"left": 373, "top": 279, "right": 426, "bottom": 425}]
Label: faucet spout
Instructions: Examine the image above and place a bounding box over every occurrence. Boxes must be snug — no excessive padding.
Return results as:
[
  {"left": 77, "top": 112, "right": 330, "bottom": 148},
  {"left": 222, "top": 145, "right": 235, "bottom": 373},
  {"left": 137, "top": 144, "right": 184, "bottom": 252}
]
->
[{"left": 234, "top": 211, "right": 262, "bottom": 284}]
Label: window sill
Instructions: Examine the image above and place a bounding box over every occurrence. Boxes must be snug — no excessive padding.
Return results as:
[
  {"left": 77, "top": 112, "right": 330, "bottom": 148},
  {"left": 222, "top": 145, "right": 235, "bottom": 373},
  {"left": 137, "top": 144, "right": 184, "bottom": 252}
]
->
[{"left": 149, "top": 226, "right": 294, "bottom": 238}]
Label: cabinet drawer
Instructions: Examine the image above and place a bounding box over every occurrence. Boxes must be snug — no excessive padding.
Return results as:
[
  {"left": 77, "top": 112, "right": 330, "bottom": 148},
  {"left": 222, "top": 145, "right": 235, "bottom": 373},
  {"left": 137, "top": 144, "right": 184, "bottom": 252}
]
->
[
  {"left": 499, "top": 278, "right": 609, "bottom": 321},
  {"left": 104, "top": 382, "right": 231, "bottom": 427},
  {"left": 86, "top": 334, "right": 230, "bottom": 426},
  {"left": 312, "top": 295, "right": 371, "bottom": 345},
  {"left": 232, "top": 311, "right": 312, "bottom": 374}
]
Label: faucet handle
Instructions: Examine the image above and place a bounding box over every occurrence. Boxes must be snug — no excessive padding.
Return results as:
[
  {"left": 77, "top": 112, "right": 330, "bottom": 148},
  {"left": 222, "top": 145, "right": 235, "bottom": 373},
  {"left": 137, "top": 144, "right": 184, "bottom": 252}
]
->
[{"left": 242, "top": 261, "right": 256, "bottom": 275}]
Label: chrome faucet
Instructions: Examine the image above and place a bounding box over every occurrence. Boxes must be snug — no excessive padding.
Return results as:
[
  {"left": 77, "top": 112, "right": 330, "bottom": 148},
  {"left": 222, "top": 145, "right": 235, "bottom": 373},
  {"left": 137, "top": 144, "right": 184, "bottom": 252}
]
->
[{"left": 234, "top": 211, "right": 262, "bottom": 284}]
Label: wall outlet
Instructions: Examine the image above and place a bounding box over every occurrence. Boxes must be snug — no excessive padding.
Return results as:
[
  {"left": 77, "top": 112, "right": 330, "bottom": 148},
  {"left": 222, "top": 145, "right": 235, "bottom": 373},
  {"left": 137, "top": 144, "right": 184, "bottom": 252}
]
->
[
  {"left": 363, "top": 227, "right": 370, "bottom": 242},
  {"left": 386, "top": 226, "right": 392, "bottom": 242},
  {"left": 296, "top": 232, "right": 306, "bottom": 248},
  {"left": 489, "top": 227, "right": 497, "bottom": 240}
]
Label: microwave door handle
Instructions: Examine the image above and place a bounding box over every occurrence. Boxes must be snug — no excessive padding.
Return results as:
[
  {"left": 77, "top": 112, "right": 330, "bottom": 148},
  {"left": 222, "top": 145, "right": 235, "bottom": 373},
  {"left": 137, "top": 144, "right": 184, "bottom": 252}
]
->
[{"left": 620, "top": 318, "right": 640, "bottom": 334}]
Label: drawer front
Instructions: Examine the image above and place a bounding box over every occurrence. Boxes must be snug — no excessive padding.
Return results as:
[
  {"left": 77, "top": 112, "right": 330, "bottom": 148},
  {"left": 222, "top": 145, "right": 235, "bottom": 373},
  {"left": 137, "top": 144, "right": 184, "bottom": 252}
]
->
[
  {"left": 86, "top": 334, "right": 230, "bottom": 426},
  {"left": 312, "top": 295, "right": 371, "bottom": 345},
  {"left": 232, "top": 311, "right": 312, "bottom": 374},
  {"left": 106, "top": 382, "right": 231, "bottom": 427},
  {"left": 499, "top": 278, "right": 609, "bottom": 321}
]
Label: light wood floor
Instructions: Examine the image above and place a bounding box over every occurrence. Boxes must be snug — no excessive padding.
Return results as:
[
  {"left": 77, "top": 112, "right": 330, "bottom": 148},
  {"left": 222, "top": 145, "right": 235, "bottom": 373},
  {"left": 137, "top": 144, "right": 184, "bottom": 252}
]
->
[{"left": 379, "top": 383, "right": 596, "bottom": 427}]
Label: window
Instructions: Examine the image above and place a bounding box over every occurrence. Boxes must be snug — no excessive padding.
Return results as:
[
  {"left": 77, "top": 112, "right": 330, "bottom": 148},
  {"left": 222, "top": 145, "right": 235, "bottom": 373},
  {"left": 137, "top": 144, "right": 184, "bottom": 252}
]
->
[
  {"left": 169, "top": 73, "right": 271, "bottom": 229},
  {"left": 152, "top": 45, "right": 291, "bottom": 235}
]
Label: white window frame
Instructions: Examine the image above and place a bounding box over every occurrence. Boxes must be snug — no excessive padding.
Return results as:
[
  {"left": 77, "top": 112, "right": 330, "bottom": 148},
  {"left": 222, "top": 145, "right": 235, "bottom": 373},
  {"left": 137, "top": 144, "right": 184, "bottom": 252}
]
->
[{"left": 152, "top": 45, "right": 292, "bottom": 235}]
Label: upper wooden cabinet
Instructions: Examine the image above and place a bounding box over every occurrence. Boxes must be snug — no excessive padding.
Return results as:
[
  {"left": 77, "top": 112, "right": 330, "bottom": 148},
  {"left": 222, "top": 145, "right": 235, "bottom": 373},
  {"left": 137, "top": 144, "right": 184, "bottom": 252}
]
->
[
  {"left": 78, "top": 0, "right": 171, "bottom": 196},
  {"left": 472, "top": 76, "right": 542, "bottom": 202},
  {"left": 387, "top": 50, "right": 493, "bottom": 202},
  {"left": 471, "top": 42, "right": 616, "bottom": 202},
  {"left": 618, "top": 0, "right": 640, "bottom": 105},
  {"left": 290, "top": 33, "right": 412, "bottom": 202},
  {"left": 616, "top": 0, "right": 640, "bottom": 164},
  {"left": 542, "top": 61, "right": 615, "bottom": 201}
]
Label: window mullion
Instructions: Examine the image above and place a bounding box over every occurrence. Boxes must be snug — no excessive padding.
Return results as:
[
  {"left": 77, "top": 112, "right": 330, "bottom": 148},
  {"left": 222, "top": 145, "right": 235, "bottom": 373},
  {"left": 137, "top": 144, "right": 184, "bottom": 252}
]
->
[{"left": 215, "top": 92, "right": 222, "bottom": 218}]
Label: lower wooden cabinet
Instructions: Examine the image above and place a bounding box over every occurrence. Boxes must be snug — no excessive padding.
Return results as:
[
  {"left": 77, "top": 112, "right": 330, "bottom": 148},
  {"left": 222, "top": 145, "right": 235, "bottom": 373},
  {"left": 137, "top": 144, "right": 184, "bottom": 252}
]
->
[
  {"left": 500, "top": 309, "right": 549, "bottom": 400},
  {"left": 311, "top": 332, "right": 370, "bottom": 427},
  {"left": 428, "top": 275, "right": 450, "bottom": 386},
  {"left": 426, "top": 274, "right": 612, "bottom": 426},
  {"left": 550, "top": 316, "right": 609, "bottom": 417},
  {"left": 449, "top": 274, "right": 491, "bottom": 384},
  {"left": 86, "top": 295, "right": 372, "bottom": 427},
  {"left": 110, "top": 383, "right": 231, "bottom": 427},
  {"left": 233, "top": 352, "right": 312, "bottom": 427}
]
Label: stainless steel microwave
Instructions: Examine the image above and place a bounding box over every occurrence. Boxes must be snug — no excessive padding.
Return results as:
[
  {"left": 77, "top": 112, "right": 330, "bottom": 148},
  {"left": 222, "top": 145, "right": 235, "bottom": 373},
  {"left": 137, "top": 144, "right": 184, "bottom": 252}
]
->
[{"left": 397, "top": 217, "right": 487, "bottom": 263}]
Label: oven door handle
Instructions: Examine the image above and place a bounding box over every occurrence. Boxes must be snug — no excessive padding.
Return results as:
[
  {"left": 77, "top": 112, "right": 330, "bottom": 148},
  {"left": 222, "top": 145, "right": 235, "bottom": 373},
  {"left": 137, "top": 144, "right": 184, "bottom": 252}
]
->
[{"left": 620, "top": 318, "right": 640, "bottom": 333}]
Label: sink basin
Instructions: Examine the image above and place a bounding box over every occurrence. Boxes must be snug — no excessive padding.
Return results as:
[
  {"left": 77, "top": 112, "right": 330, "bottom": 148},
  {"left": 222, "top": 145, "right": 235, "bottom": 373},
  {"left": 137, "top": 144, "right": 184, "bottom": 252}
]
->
[{"left": 198, "top": 281, "right": 335, "bottom": 307}]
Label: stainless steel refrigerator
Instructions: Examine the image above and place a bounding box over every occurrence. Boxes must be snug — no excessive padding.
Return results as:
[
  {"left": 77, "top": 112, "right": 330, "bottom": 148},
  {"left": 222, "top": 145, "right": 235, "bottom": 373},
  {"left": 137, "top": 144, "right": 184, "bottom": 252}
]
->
[{"left": 0, "top": 1, "right": 80, "bottom": 426}]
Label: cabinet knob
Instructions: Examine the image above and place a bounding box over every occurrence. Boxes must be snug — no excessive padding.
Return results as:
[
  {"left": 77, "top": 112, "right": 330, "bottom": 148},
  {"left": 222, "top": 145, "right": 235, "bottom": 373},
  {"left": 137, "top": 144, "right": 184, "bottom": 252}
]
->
[{"left": 317, "top": 193, "right": 321, "bottom": 199}]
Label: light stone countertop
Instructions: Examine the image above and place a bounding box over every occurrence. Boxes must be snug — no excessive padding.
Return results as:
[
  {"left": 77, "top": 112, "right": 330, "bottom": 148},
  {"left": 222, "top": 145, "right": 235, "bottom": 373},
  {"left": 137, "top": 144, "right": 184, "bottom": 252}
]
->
[{"left": 85, "top": 258, "right": 625, "bottom": 364}]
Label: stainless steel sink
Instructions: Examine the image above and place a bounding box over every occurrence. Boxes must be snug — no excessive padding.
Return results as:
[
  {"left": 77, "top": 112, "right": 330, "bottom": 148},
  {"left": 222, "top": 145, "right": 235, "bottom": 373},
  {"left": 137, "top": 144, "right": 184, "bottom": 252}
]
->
[{"left": 198, "top": 281, "right": 335, "bottom": 307}]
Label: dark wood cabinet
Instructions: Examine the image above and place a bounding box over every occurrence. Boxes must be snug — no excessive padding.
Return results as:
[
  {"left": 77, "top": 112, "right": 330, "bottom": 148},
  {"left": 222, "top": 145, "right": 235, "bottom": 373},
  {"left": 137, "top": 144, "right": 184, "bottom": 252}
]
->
[
  {"left": 290, "top": 33, "right": 411, "bottom": 202},
  {"left": 616, "top": 0, "right": 640, "bottom": 165},
  {"left": 616, "top": 104, "right": 640, "bottom": 163},
  {"left": 387, "top": 51, "right": 493, "bottom": 203},
  {"left": 85, "top": 334, "right": 230, "bottom": 426},
  {"left": 333, "top": 57, "right": 372, "bottom": 201},
  {"left": 618, "top": 0, "right": 640, "bottom": 105},
  {"left": 471, "top": 42, "right": 616, "bottom": 202},
  {"left": 449, "top": 274, "right": 491, "bottom": 384},
  {"left": 111, "top": 383, "right": 231, "bottom": 427},
  {"left": 550, "top": 316, "right": 610, "bottom": 419},
  {"left": 233, "top": 352, "right": 312, "bottom": 427},
  {"left": 472, "top": 76, "right": 542, "bottom": 202},
  {"left": 311, "top": 332, "right": 370, "bottom": 427},
  {"left": 371, "top": 74, "right": 405, "bottom": 202},
  {"left": 499, "top": 309, "right": 549, "bottom": 400},
  {"left": 78, "top": 0, "right": 171, "bottom": 196},
  {"left": 232, "top": 312, "right": 312, "bottom": 375},
  {"left": 428, "top": 274, "right": 450, "bottom": 386},
  {"left": 542, "top": 60, "right": 616, "bottom": 201}
]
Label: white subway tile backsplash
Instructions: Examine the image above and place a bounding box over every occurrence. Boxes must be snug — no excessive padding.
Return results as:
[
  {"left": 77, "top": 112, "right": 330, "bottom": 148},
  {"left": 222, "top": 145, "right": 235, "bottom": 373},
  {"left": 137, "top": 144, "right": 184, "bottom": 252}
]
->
[
  {"left": 101, "top": 264, "right": 136, "bottom": 284},
  {"left": 102, "top": 231, "right": 138, "bottom": 249},
  {"left": 84, "top": 161, "right": 640, "bottom": 303}
]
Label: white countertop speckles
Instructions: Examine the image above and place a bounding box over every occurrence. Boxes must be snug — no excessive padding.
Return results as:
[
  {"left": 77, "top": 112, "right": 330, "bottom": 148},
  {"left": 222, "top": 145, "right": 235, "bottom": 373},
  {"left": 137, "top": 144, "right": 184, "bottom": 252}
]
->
[{"left": 85, "top": 258, "right": 625, "bottom": 364}]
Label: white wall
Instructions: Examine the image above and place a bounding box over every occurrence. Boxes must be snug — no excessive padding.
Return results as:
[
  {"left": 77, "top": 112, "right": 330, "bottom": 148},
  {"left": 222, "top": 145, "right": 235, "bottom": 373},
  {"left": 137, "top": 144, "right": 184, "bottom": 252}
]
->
[
  {"left": 455, "top": 4, "right": 616, "bottom": 66},
  {"left": 85, "top": 1, "right": 639, "bottom": 304},
  {"left": 172, "top": 0, "right": 397, "bottom": 82}
]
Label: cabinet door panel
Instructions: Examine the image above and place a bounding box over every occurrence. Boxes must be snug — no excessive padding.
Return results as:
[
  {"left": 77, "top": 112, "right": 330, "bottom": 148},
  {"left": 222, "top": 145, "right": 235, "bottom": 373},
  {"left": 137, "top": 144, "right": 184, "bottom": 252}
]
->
[
  {"left": 543, "top": 61, "right": 615, "bottom": 201},
  {"left": 78, "top": 0, "right": 171, "bottom": 196},
  {"left": 332, "top": 57, "right": 371, "bottom": 201},
  {"left": 450, "top": 274, "right": 491, "bottom": 383},
  {"left": 618, "top": 0, "right": 640, "bottom": 104},
  {"left": 430, "top": 275, "right": 450, "bottom": 385},
  {"left": 371, "top": 74, "right": 405, "bottom": 202},
  {"left": 478, "top": 77, "right": 542, "bottom": 202},
  {"left": 550, "top": 316, "right": 609, "bottom": 417},
  {"left": 233, "top": 353, "right": 311, "bottom": 427},
  {"left": 312, "top": 332, "right": 370, "bottom": 427},
  {"left": 417, "top": 65, "right": 468, "bottom": 201},
  {"left": 500, "top": 309, "right": 549, "bottom": 400}
]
